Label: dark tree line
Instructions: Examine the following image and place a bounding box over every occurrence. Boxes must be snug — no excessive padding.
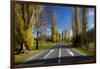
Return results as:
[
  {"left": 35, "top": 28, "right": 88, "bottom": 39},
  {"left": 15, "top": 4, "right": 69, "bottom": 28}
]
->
[{"left": 72, "top": 7, "right": 88, "bottom": 48}]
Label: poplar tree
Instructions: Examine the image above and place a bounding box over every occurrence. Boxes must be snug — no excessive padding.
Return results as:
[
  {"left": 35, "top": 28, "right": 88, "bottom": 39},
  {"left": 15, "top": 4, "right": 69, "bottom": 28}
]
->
[
  {"left": 82, "top": 8, "right": 88, "bottom": 48},
  {"left": 72, "top": 7, "right": 81, "bottom": 46},
  {"left": 15, "top": 3, "right": 44, "bottom": 53},
  {"left": 51, "top": 11, "right": 58, "bottom": 42}
]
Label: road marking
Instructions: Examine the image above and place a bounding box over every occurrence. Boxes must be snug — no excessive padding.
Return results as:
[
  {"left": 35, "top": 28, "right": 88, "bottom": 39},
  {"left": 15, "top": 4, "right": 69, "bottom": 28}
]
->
[
  {"left": 73, "top": 48, "right": 86, "bottom": 56},
  {"left": 43, "top": 49, "right": 54, "bottom": 59},
  {"left": 67, "top": 49, "right": 74, "bottom": 56},
  {"left": 21, "top": 49, "right": 48, "bottom": 64},
  {"left": 58, "top": 47, "right": 61, "bottom": 63}
]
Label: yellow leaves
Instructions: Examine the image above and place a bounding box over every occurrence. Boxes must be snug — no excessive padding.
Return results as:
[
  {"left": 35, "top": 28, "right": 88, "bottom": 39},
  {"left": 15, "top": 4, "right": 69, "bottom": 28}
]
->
[
  {"left": 15, "top": 4, "right": 22, "bottom": 14},
  {"left": 51, "top": 11, "right": 58, "bottom": 42},
  {"left": 15, "top": 3, "right": 34, "bottom": 50},
  {"left": 15, "top": 3, "right": 44, "bottom": 50},
  {"left": 23, "top": 28, "right": 34, "bottom": 50}
]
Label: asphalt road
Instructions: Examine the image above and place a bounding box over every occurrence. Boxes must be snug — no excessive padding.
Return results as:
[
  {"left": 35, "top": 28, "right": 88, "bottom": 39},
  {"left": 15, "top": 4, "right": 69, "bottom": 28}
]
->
[{"left": 16, "top": 43, "right": 95, "bottom": 67}]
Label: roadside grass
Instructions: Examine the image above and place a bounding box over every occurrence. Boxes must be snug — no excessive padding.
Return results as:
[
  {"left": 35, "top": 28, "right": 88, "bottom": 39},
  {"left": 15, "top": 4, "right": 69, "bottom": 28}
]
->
[
  {"left": 15, "top": 41, "right": 56, "bottom": 64},
  {"left": 15, "top": 50, "right": 43, "bottom": 64},
  {"left": 37, "top": 41, "right": 56, "bottom": 50},
  {"left": 76, "top": 42, "right": 95, "bottom": 56},
  {"left": 88, "top": 42, "right": 94, "bottom": 50}
]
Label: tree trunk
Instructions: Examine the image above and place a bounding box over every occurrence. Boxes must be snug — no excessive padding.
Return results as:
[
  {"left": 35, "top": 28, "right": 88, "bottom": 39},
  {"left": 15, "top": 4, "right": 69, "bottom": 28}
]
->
[
  {"left": 82, "top": 8, "right": 88, "bottom": 49},
  {"left": 72, "top": 7, "right": 81, "bottom": 47},
  {"left": 36, "top": 30, "right": 39, "bottom": 50},
  {"left": 17, "top": 41, "right": 24, "bottom": 54}
]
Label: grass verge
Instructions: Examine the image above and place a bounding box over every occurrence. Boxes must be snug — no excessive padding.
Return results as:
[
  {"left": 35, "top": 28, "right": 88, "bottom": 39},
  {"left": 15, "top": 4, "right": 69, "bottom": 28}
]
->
[
  {"left": 15, "top": 50, "right": 43, "bottom": 64},
  {"left": 15, "top": 41, "right": 56, "bottom": 64},
  {"left": 75, "top": 42, "right": 95, "bottom": 56}
]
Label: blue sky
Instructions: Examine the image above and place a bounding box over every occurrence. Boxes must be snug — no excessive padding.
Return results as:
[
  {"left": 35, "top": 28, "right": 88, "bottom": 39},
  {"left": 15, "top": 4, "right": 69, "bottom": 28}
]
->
[
  {"left": 45, "top": 5, "right": 95, "bottom": 34},
  {"left": 55, "top": 6, "right": 73, "bottom": 32},
  {"left": 88, "top": 8, "right": 95, "bottom": 30},
  {"left": 33, "top": 5, "right": 95, "bottom": 37}
]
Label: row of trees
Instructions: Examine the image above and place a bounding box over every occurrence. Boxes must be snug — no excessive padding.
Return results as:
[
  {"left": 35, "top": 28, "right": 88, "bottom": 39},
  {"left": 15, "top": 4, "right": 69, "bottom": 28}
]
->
[
  {"left": 15, "top": 3, "right": 44, "bottom": 54},
  {"left": 51, "top": 10, "right": 71, "bottom": 43},
  {"left": 72, "top": 7, "right": 88, "bottom": 48},
  {"left": 15, "top": 3, "right": 91, "bottom": 54},
  {"left": 15, "top": 3, "right": 58, "bottom": 54}
]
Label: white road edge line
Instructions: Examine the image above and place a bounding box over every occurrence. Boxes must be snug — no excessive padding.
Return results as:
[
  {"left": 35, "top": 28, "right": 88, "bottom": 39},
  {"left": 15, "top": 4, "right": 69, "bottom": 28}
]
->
[
  {"left": 21, "top": 49, "right": 48, "bottom": 64},
  {"left": 67, "top": 49, "right": 74, "bottom": 56},
  {"left": 73, "top": 48, "right": 86, "bottom": 56},
  {"left": 58, "top": 47, "right": 61, "bottom": 63},
  {"left": 43, "top": 49, "right": 54, "bottom": 59}
]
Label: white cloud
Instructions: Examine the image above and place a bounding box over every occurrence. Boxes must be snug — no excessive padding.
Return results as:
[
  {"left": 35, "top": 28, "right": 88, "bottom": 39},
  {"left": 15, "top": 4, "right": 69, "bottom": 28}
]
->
[
  {"left": 89, "top": 24, "right": 94, "bottom": 28},
  {"left": 49, "top": 32, "right": 51, "bottom": 35},
  {"left": 59, "top": 29, "right": 62, "bottom": 34},
  {"left": 47, "top": 28, "right": 50, "bottom": 31},
  {"left": 87, "top": 24, "right": 94, "bottom": 31},
  {"left": 69, "top": 30, "right": 73, "bottom": 37},
  {"left": 88, "top": 11, "right": 94, "bottom": 16}
]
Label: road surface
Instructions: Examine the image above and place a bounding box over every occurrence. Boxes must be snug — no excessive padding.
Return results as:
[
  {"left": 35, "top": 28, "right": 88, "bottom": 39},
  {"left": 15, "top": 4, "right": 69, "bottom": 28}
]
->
[{"left": 16, "top": 43, "right": 95, "bottom": 67}]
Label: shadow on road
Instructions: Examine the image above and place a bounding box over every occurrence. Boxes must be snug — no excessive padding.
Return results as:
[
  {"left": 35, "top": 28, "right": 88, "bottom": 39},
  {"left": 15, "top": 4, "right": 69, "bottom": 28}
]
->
[
  {"left": 16, "top": 55, "right": 95, "bottom": 65},
  {"left": 15, "top": 43, "right": 96, "bottom": 68}
]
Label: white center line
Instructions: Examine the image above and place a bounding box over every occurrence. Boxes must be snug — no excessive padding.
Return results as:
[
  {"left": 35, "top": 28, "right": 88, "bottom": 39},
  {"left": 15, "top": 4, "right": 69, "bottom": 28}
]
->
[
  {"left": 58, "top": 47, "right": 61, "bottom": 63},
  {"left": 43, "top": 49, "right": 54, "bottom": 59},
  {"left": 67, "top": 49, "right": 74, "bottom": 56}
]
